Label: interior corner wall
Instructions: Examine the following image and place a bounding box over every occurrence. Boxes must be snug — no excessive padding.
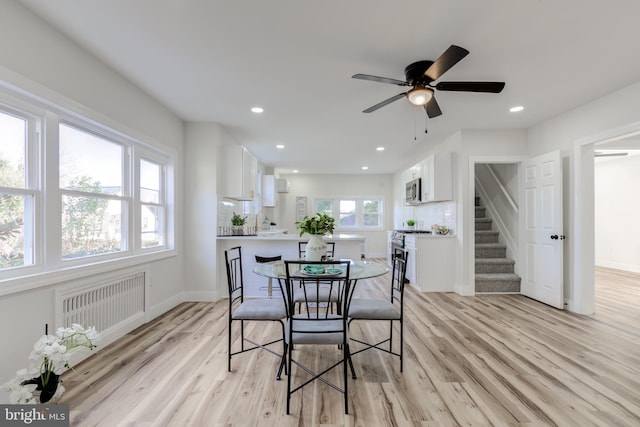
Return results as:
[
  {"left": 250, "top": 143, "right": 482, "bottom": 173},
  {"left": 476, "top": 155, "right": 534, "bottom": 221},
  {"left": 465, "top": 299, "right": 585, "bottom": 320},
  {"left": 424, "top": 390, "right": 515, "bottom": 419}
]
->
[{"left": 183, "top": 122, "right": 226, "bottom": 301}]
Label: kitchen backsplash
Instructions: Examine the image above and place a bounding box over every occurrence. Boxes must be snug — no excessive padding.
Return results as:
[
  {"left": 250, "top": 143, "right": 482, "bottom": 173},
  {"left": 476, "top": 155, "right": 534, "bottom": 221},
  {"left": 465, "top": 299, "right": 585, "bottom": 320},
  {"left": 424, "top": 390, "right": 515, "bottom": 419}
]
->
[{"left": 398, "top": 201, "right": 456, "bottom": 233}]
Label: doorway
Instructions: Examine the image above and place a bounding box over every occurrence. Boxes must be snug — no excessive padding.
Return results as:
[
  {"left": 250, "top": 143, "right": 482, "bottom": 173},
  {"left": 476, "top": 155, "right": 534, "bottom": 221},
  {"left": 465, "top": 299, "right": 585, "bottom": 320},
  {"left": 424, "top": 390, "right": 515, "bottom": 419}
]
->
[{"left": 574, "top": 121, "right": 640, "bottom": 314}]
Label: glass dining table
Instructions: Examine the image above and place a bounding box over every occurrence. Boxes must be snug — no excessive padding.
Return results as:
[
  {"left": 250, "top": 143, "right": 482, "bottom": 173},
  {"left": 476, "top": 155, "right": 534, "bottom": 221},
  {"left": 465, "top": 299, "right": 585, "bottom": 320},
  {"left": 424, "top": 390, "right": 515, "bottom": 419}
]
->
[{"left": 253, "top": 259, "right": 389, "bottom": 282}]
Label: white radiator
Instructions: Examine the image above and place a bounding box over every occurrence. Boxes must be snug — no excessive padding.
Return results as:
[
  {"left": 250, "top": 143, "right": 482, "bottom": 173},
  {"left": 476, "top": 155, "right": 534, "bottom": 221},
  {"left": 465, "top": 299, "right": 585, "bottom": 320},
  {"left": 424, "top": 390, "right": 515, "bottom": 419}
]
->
[{"left": 55, "top": 267, "right": 148, "bottom": 348}]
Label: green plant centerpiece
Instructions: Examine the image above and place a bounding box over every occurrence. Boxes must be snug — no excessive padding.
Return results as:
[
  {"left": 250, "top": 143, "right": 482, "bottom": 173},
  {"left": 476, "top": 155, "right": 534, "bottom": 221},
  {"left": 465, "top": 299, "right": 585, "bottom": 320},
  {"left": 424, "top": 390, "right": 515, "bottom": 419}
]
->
[
  {"left": 231, "top": 212, "right": 247, "bottom": 235},
  {"left": 295, "top": 212, "right": 335, "bottom": 261},
  {"left": 406, "top": 219, "right": 416, "bottom": 228}
]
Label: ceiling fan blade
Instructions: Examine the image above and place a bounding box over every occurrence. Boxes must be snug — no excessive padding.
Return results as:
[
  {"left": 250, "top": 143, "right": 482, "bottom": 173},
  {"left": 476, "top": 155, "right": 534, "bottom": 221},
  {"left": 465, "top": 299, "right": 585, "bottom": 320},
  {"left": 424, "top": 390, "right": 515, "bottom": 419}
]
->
[
  {"left": 424, "top": 96, "right": 442, "bottom": 118},
  {"left": 352, "top": 73, "right": 409, "bottom": 86},
  {"left": 435, "top": 81, "right": 506, "bottom": 93},
  {"left": 363, "top": 92, "right": 407, "bottom": 113},
  {"left": 424, "top": 45, "right": 470, "bottom": 81}
]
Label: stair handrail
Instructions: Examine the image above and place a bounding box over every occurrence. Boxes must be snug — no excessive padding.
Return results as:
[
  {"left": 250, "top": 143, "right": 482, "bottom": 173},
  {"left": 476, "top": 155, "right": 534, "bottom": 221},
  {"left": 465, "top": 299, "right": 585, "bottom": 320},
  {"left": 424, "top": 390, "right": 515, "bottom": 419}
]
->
[{"left": 486, "top": 164, "right": 518, "bottom": 213}]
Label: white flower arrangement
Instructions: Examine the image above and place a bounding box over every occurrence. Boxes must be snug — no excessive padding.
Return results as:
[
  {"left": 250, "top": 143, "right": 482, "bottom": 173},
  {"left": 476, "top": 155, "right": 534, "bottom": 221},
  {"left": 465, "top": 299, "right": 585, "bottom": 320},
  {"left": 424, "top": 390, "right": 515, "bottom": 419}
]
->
[{"left": 2, "top": 324, "right": 99, "bottom": 403}]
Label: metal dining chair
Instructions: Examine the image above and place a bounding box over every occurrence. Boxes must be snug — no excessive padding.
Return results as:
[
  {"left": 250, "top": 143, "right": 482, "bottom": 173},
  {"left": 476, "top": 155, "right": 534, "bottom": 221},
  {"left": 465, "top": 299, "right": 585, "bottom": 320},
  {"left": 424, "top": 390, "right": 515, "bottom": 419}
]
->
[
  {"left": 348, "top": 251, "right": 408, "bottom": 372},
  {"left": 279, "top": 259, "right": 356, "bottom": 414},
  {"left": 295, "top": 241, "right": 338, "bottom": 313},
  {"left": 225, "top": 246, "right": 287, "bottom": 379}
]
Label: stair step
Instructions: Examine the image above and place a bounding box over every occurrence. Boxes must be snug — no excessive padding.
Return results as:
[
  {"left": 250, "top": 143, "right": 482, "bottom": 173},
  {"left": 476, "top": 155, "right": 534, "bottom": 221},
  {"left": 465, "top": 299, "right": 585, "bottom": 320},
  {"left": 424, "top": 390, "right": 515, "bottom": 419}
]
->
[
  {"left": 475, "top": 206, "right": 486, "bottom": 219},
  {"left": 476, "top": 258, "right": 515, "bottom": 274},
  {"left": 475, "top": 273, "right": 521, "bottom": 292},
  {"left": 475, "top": 243, "right": 506, "bottom": 258},
  {"left": 475, "top": 195, "right": 480, "bottom": 207},
  {"left": 475, "top": 230, "right": 499, "bottom": 244},
  {"left": 475, "top": 218, "right": 492, "bottom": 230}
]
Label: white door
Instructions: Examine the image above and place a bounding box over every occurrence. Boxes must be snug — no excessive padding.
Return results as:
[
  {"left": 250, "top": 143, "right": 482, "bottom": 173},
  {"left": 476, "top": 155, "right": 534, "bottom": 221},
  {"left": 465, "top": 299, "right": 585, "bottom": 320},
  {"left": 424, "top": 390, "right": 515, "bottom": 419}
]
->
[{"left": 520, "top": 150, "right": 564, "bottom": 308}]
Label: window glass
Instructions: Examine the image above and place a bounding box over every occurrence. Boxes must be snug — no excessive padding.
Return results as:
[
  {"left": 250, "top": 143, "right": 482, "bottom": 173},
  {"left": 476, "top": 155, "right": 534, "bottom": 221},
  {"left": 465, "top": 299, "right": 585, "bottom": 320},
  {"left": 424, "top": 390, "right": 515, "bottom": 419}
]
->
[
  {"left": 363, "top": 199, "right": 381, "bottom": 226},
  {"left": 339, "top": 200, "right": 356, "bottom": 226},
  {"left": 141, "top": 205, "right": 164, "bottom": 248},
  {"left": 0, "top": 111, "right": 26, "bottom": 188},
  {"left": 0, "top": 194, "right": 27, "bottom": 269},
  {"left": 59, "top": 124, "right": 123, "bottom": 195},
  {"left": 140, "top": 159, "right": 160, "bottom": 203},
  {"left": 61, "top": 195, "right": 122, "bottom": 259},
  {"left": 315, "top": 199, "right": 332, "bottom": 214}
]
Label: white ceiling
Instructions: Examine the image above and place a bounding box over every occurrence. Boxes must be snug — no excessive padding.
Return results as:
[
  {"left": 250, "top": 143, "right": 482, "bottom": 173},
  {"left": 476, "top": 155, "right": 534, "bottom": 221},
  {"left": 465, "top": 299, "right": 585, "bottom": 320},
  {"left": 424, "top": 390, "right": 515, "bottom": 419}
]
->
[{"left": 17, "top": 0, "right": 640, "bottom": 174}]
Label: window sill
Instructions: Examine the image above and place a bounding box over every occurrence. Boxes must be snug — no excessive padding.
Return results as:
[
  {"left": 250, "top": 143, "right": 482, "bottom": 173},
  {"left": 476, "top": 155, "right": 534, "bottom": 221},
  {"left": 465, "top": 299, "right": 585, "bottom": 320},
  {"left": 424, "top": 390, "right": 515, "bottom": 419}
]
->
[{"left": 0, "top": 249, "right": 177, "bottom": 297}]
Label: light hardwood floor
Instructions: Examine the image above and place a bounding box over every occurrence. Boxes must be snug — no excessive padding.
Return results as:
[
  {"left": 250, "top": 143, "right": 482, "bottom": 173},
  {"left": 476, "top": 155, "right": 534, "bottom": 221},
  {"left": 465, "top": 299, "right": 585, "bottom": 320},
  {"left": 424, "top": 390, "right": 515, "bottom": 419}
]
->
[{"left": 60, "top": 264, "right": 640, "bottom": 426}]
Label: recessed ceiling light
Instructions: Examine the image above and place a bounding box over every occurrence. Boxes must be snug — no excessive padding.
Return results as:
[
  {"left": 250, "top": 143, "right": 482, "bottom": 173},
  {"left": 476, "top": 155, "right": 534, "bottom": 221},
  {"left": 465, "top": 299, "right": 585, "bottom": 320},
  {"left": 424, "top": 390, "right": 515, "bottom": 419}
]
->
[
  {"left": 362, "top": 166, "right": 369, "bottom": 170},
  {"left": 509, "top": 105, "right": 524, "bottom": 113},
  {"left": 292, "top": 169, "right": 299, "bottom": 173},
  {"left": 276, "top": 144, "right": 285, "bottom": 149},
  {"left": 251, "top": 107, "right": 264, "bottom": 113},
  {"left": 376, "top": 147, "right": 385, "bottom": 151}
]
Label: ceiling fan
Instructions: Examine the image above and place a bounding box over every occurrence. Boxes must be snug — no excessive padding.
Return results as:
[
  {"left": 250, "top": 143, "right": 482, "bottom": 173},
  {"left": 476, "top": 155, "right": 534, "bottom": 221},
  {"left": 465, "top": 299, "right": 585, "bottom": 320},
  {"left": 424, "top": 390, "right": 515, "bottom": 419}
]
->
[{"left": 352, "top": 45, "right": 505, "bottom": 118}]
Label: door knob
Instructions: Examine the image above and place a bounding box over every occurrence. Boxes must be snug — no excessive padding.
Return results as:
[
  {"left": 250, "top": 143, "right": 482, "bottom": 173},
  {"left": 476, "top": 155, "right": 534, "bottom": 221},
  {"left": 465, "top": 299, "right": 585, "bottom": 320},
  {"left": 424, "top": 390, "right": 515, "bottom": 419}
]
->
[{"left": 550, "top": 234, "right": 566, "bottom": 240}]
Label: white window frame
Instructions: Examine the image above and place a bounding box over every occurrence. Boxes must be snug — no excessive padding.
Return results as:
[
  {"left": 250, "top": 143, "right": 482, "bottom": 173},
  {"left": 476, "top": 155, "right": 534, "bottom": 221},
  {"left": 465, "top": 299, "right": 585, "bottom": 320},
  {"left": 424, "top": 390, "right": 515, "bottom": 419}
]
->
[
  {"left": 0, "top": 101, "right": 43, "bottom": 280},
  {"left": 313, "top": 197, "right": 385, "bottom": 231},
  {"left": 134, "top": 149, "right": 169, "bottom": 252}
]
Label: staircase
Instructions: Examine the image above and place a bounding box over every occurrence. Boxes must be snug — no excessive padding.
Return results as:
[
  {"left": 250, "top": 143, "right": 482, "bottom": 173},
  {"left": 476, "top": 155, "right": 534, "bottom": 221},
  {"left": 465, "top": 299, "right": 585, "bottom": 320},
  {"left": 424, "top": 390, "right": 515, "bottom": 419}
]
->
[{"left": 475, "top": 195, "right": 521, "bottom": 292}]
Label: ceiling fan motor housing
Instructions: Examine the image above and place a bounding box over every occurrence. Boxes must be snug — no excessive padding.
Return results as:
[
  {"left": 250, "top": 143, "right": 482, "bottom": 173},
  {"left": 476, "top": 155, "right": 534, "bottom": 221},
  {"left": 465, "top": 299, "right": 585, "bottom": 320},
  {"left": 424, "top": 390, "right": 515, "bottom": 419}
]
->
[{"left": 405, "top": 60, "right": 434, "bottom": 86}]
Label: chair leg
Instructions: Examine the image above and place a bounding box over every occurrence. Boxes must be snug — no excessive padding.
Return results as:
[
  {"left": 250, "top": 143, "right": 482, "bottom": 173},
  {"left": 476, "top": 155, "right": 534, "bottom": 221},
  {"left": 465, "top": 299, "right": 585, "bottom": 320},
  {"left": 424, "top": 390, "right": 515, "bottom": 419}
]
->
[
  {"left": 347, "top": 350, "right": 357, "bottom": 379},
  {"left": 228, "top": 317, "right": 232, "bottom": 372},
  {"left": 240, "top": 320, "right": 245, "bottom": 351},
  {"left": 400, "top": 319, "right": 404, "bottom": 373},
  {"left": 286, "top": 340, "right": 292, "bottom": 415},
  {"left": 344, "top": 343, "right": 350, "bottom": 414}
]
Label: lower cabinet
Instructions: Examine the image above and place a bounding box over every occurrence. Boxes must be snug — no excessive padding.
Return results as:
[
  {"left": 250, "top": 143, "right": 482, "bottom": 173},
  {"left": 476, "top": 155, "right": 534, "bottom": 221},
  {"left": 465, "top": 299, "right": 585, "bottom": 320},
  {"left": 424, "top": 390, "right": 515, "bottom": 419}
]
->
[{"left": 405, "top": 235, "right": 454, "bottom": 292}]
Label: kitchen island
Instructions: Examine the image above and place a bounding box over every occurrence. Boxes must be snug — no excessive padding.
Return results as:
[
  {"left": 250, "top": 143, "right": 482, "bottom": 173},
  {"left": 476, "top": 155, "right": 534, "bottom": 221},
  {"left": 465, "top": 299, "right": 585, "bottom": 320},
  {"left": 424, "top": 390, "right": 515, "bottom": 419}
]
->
[{"left": 217, "top": 233, "right": 366, "bottom": 298}]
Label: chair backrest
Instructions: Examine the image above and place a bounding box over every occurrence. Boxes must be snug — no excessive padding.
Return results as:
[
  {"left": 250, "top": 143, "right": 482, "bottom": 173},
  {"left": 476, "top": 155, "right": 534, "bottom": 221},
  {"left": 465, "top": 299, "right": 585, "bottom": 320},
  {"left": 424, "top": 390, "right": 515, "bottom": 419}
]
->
[
  {"left": 391, "top": 253, "right": 408, "bottom": 308},
  {"left": 298, "top": 241, "right": 336, "bottom": 259},
  {"left": 282, "top": 260, "right": 351, "bottom": 320},
  {"left": 255, "top": 255, "right": 282, "bottom": 263},
  {"left": 225, "top": 246, "right": 244, "bottom": 305}
]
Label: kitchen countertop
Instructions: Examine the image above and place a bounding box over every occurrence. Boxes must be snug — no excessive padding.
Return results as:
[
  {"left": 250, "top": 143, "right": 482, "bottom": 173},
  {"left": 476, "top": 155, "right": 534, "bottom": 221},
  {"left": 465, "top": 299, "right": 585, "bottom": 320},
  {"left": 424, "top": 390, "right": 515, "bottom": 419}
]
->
[{"left": 216, "top": 233, "right": 365, "bottom": 240}]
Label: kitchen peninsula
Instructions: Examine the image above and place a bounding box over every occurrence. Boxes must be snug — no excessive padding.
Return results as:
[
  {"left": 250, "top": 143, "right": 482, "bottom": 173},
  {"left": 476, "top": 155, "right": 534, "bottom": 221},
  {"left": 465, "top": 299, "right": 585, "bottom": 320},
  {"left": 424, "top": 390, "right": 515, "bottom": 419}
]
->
[{"left": 217, "top": 233, "right": 366, "bottom": 298}]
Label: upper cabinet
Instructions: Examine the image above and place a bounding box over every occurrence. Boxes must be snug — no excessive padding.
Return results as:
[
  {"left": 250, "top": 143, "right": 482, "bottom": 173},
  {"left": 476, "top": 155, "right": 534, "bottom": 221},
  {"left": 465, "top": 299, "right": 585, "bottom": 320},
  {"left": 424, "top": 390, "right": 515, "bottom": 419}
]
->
[
  {"left": 403, "top": 151, "right": 453, "bottom": 204},
  {"left": 423, "top": 151, "right": 453, "bottom": 202},
  {"left": 221, "top": 144, "right": 257, "bottom": 201}
]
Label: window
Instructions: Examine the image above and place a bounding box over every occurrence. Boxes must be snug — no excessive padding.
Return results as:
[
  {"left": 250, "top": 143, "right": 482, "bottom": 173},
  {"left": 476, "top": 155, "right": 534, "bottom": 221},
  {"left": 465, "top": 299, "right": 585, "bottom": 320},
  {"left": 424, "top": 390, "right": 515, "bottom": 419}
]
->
[
  {"left": 0, "top": 109, "right": 36, "bottom": 271},
  {"left": 314, "top": 197, "right": 384, "bottom": 229},
  {"left": 0, "top": 87, "right": 174, "bottom": 282},
  {"left": 59, "top": 124, "right": 126, "bottom": 259},
  {"left": 139, "top": 158, "right": 165, "bottom": 248}
]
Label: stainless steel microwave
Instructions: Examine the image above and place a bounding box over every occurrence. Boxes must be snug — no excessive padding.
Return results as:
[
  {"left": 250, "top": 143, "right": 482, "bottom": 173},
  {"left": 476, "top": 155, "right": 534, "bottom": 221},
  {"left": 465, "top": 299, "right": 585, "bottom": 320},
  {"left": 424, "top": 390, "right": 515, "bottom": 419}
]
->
[{"left": 405, "top": 178, "right": 421, "bottom": 204}]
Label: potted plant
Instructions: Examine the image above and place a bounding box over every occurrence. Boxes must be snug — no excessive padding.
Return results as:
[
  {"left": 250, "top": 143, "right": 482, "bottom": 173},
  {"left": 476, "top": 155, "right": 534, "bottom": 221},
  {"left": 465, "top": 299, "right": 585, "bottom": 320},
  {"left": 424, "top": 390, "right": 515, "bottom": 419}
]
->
[
  {"left": 295, "top": 213, "right": 336, "bottom": 260},
  {"left": 406, "top": 219, "right": 416, "bottom": 230},
  {"left": 231, "top": 212, "right": 247, "bottom": 235},
  {"left": 270, "top": 221, "right": 277, "bottom": 231}
]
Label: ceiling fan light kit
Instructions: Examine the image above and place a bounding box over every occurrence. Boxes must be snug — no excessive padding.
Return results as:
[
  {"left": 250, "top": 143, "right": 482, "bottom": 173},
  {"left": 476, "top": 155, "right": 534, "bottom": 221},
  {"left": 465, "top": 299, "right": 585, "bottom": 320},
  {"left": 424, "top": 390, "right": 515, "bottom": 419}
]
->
[
  {"left": 407, "top": 86, "right": 433, "bottom": 106},
  {"left": 353, "top": 44, "right": 505, "bottom": 119}
]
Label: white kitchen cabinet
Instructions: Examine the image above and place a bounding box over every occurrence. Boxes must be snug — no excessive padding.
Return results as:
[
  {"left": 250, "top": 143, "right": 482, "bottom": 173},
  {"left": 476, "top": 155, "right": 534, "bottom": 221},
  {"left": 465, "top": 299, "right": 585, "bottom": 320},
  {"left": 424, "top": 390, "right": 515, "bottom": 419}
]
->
[
  {"left": 405, "top": 235, "right": 455, "bottom": 292},
  {"left": 422, "top": 151, "right": 453, "bottom": 202},
  {"left": 262, "top": 174, "right": 277, "bottom": 207},
  {"left": 221, "top": 144, "right": 257, "bottom": 200}
]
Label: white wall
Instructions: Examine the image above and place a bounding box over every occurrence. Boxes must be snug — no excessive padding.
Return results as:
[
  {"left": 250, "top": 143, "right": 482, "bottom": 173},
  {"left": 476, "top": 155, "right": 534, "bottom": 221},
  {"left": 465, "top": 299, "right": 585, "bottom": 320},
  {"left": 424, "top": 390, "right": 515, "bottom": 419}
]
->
[
  {"left": 276, "top": 173, "right": 394, "bottom": 258},
  {"left": 594, "top": 154, "right": 640, "bottom": 272},
  {"left": 0, "top": 2, "right": 185, "bottom": 399}
]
